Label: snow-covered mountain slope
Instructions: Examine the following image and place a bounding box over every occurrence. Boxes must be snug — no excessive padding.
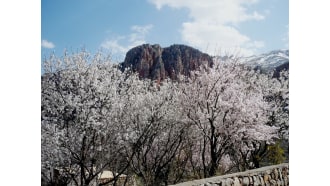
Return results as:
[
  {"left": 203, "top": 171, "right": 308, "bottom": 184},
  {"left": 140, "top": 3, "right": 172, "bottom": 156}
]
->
[{"left": 241, "top": 49, "right": 289, "bottom": 72}]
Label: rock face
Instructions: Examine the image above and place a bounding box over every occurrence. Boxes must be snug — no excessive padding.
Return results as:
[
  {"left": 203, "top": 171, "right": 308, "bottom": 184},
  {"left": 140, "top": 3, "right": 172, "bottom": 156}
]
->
[{"left": 121, "top": 44, "right": 213, "bottom": 81}]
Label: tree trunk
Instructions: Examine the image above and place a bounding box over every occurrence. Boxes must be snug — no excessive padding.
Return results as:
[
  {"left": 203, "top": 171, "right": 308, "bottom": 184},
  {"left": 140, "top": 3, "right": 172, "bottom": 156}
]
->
[{"left": 208, "top": 119, "right": 218, "bottom": 177}]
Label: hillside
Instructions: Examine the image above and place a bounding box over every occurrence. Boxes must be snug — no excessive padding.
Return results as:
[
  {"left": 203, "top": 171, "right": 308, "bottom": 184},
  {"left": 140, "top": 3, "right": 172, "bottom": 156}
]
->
[{"left": 241, "top": 49, "right": 289, "bottom": 76}]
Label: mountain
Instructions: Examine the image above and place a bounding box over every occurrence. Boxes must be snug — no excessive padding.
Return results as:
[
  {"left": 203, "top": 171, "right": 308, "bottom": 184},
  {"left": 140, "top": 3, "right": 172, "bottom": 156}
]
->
[
  {"left": 120, "top": 44, "right": 213, "bottom": 81},
  {"left": 121, "top": 44, "right": 288, "bottom": 80},
  {"left": 241, "top": 49, "right": 289, "bottom": 75}
]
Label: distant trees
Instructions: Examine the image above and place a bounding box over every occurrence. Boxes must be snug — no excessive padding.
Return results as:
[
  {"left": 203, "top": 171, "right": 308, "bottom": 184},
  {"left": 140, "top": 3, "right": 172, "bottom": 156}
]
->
[{"left": 41, "top": 51, "right": 288, "bottom": 185}]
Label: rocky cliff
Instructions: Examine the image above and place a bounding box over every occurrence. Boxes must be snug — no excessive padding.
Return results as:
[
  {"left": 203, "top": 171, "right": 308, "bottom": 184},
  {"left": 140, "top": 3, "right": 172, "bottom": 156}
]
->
[{"left": 120, "top": 44, "right": 213, "bottom": 81}]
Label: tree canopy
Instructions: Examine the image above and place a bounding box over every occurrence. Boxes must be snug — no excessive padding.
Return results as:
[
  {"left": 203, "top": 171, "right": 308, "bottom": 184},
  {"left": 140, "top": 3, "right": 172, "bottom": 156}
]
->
[{"left": 41, "top": 51, "right": 288, "bottom": 186}]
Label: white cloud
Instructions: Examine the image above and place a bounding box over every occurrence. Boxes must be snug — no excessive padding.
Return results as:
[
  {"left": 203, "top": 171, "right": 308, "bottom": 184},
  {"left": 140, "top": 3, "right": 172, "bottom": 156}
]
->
[
  {"left": 131, "top": 24, "right": 153, "bottom": 35},
  {"left": 41, "top": 39, "right": 55, "bottom": 49},
  {"left": 100, "top": 24, "right": 153, "bottom": 60},
  {"left": 100, "top": 36, "right": 127, "bottom": 55},
  {"left": 148, "top": 0, "right": 265, "bottom": 56}
]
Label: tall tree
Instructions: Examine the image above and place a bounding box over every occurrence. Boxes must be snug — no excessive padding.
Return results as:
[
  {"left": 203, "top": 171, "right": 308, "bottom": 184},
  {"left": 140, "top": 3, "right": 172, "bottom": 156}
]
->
[
  {"left": 181, "top": 61, "right": 279, "bottom": 177},
  {"left": 41, "top": 52, "right": 133, "bottom": 186},
  {"left": 238, "top": 69, "right": 289, "bottom": 170},
  {"left": 116, "top": 79, "right": 189, "bottom": 185}
]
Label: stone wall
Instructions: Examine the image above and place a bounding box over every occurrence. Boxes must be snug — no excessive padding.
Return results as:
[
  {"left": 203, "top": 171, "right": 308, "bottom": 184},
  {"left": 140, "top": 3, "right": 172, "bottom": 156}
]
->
[{"left": 171, "top": 163, "right": 289, "bottom": 186}]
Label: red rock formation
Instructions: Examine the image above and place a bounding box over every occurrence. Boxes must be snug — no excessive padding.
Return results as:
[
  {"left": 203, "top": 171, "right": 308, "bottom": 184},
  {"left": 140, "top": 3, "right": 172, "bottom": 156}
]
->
[{"left": 121, "top": 44, "right": 213, "bottom": 81}]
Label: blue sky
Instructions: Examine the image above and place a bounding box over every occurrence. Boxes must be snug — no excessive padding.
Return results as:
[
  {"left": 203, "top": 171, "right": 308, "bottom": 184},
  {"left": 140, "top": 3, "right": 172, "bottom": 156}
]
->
[{"left": 42, "top": 0, "right": 288, "bottom": 61}]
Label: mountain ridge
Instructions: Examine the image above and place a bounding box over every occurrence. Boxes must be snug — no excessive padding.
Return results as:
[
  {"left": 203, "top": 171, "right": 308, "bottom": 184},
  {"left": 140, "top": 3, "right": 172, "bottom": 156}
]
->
[
  {"left": 121, "top": 44, "right": 289, "bottom": 80},
  {"left": 241, "top": 49, "right": 289, "bottom": 73}
]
